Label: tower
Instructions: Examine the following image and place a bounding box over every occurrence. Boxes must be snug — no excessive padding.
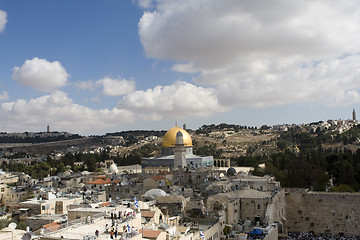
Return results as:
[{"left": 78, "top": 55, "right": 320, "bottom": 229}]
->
[
  {"left": 174, "top": 131, "right": 186, "bottom": 168},
  {"left": 353, "top": 108, "right": 356, "bottom": 121}
]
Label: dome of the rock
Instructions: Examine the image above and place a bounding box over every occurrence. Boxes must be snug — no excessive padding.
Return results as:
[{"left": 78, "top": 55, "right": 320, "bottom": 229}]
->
[{"left": 161, "top": 126, "right": 192, "bottom": 147}]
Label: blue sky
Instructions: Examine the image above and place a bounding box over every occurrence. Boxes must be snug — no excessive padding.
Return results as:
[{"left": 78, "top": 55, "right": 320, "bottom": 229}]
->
[{"left": 0, "top": 0, "right": 359, "bottom": 135}]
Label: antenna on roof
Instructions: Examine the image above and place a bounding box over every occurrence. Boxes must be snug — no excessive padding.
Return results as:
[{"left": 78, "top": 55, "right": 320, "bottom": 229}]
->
[{"left": 175, "top": 121, "right": 178, "bottom": 127}]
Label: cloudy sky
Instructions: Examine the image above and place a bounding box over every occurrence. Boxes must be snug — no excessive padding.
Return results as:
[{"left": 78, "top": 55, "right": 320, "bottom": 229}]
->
[{"left": 0, "top": 0, "right": 360, "bottom": 135}]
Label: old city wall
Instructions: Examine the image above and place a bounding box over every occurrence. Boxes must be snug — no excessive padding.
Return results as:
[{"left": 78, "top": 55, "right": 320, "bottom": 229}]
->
[
  {"left": 266, "top": 190, "right": 287, "bottom": 234},
  {"left": 285, "top": 188, "right": 360, "bottom": 236}
]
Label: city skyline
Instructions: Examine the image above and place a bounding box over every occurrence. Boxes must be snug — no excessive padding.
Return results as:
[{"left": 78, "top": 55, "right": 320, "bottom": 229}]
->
[{"left": 1, "top": 0, "right": 360, "bottom": 135}]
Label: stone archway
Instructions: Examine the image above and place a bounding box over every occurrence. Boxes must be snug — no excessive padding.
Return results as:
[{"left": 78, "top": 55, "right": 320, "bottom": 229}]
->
[{"left": 213, "top": 159, "right": 230, "bottom": 168}]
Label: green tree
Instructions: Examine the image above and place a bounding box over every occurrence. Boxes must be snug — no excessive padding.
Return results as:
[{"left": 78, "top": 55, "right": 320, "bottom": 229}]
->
[{"left": 332, "top": 184, "right": 355, "bottom": 192}]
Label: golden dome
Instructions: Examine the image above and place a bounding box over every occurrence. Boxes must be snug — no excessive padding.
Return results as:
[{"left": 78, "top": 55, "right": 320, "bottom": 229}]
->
[{"left": 162, "top": 126, "right": 192, "bottom": 147}]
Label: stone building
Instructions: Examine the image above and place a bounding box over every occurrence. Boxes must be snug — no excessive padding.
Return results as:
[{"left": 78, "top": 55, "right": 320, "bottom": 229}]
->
[{"left": 19, "top": 197, "right": 83, "bottom": 216}]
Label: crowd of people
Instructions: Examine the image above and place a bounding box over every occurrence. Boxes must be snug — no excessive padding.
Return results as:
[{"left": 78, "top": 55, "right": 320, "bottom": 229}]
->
[
  {"left": 99, "top": 209, "right": 139, "bottom": 240},
  {"left": 108, "top": 209, "right": 136, "bottom": 222},
  {"left": 280, "top": 232, "right": 360, "bottom": 240}
]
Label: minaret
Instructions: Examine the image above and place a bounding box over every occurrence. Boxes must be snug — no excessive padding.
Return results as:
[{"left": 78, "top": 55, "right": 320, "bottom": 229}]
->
[
  {"left": 174, "top": 131, "right": 186, "bottom": 169},
  {"left": 353, "top": 109, "right": 356, "bottom": 121}
]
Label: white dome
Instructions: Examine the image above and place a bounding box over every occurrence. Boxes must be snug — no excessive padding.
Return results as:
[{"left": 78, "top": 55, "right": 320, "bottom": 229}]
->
[
  {"left": 109, "top": 163, "right": 118, "bottom": 173},
  {"left": 121, "top": 179, "right": 129, "bottom": 186},
  {"left": 143, "top": 189, "right": 168, "bottom": 198},
  {"left": 81, "top": 171, "right": 90, "bottom": 175}
]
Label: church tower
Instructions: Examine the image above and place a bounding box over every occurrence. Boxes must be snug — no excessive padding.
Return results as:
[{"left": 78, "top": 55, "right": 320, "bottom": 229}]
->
[
  {"left": 353, "top": 108, "right": 356, "bottom": 121},
  {"left": 174, "top": 131, "right": 186, "bottom": 168}
]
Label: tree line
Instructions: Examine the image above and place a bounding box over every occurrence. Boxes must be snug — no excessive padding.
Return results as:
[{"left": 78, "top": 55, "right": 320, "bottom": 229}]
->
[
  {"left": 245, "top": 126, "right": 360, "bottom": 192},
  {"left": 1, "top": 143, "right": 159, "bottom": 179}
]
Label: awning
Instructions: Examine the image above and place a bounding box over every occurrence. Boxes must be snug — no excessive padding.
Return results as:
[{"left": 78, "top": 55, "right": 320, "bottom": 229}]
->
[{"left": 250, "top": 229, "right": 263, "bottom": 235}]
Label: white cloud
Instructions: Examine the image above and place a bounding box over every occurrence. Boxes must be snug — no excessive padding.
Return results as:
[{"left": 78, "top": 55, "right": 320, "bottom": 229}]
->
[
  {"left": 139, "top": 0, "right": 360, "bottom": 107},
  {"left": 73, "top": 80, "right": 95, "bottom": 90},
  {"left": 135, "top": 0, "right": 154, "bottom": 8},
  {"left": 13, "top": 58, "right": 69, "bottom": 91},
  {"left": 0, "top": 91, "right": 9, "bottom": 101},
  {"left": 0, "top": 91, "right": 134, "bottom": 135},
  {"left": 0, "top": 10, "right": 7, "bottom": 32},
  {"left": 172, "top": 62, "right": 197, "bottom": 73},
  {"left": 118, "top": 81, "right": 226, "bottom": 119},
  {"left": 96, "top": 77, "right": 135, "bottom": 96},
  {"left": 211, "top": 55, "right": 360, "bottom": 107}
]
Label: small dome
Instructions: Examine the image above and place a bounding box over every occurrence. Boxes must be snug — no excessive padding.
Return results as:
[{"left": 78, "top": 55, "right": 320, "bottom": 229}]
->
[
  {"left": 227, "top": 167, "right": 237, "bottom": 176},
  {"left": 121, "top": 179, "right": 129, "bottom": 186},
  {"left": 109, "top": 163, "right": 118, "bottom": 173},
  {"left": 81, "top": 171, "right": 90, "bottom": 175},
  {"left": 162, "top": 126, "right": 192, "bottom": 147},
  {"left": 144, "top": 189, "right": 168, "bottom": 198}
]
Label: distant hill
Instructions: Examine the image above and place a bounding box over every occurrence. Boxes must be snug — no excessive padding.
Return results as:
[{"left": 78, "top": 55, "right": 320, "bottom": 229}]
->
[
  {"left": 0, "top": 132, "right": 82, "bottom": 143},
  {"left": 105, "top": 130, "right": 167, "bottom": 137}
]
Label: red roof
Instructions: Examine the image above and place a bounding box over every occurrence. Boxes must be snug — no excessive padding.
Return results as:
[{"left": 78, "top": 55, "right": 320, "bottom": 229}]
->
[
  {"left": 140, "top": 229, "right": 162, "bottom": 239},
  {"left": 150, "top": 176, "right": 165, "bottom": 181},
  {"left": 100, "top": 202, "right": 111, "bottom": 207},
  {"left": 44, "top": 222, "right": 61, "bottom": 232},
  {"left": 87, "top": 177, "right": 111, "bottom": 185}
]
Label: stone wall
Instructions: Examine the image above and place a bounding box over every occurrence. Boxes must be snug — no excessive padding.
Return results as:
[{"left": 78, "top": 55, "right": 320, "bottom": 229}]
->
[
  {"left": 267, "top": 190, "right": 287, "bottom": 234},
  {"left": 285, "top": 189, "right": 360, "bottom": 236}
]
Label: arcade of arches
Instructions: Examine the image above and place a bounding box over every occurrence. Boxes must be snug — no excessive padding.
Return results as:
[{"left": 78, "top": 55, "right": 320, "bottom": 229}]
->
[{"left": 213, "top": 159, "right": 230, "bottom": 168}]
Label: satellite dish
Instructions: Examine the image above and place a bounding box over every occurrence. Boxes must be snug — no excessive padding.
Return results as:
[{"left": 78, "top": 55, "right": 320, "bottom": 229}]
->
[
  {"left": 8, "top": 222, "right": 17, "bottom": 229},
  {"left": 21, "top": 233, "right": 32, "bottom": 240}
]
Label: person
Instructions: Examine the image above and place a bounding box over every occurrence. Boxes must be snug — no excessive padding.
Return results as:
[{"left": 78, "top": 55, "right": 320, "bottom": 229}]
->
[
  {"left": 110, "top": 230, "right": 114, "bottom": 240},
  {"left": 105, "top": 224, "right": 109, "bottom": 233},
  {"left": 114, "top": 229, "right": 118, "bottom": 239},
  {"left": 95, "top": 230, "right": 99, "bottom": 237}
]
